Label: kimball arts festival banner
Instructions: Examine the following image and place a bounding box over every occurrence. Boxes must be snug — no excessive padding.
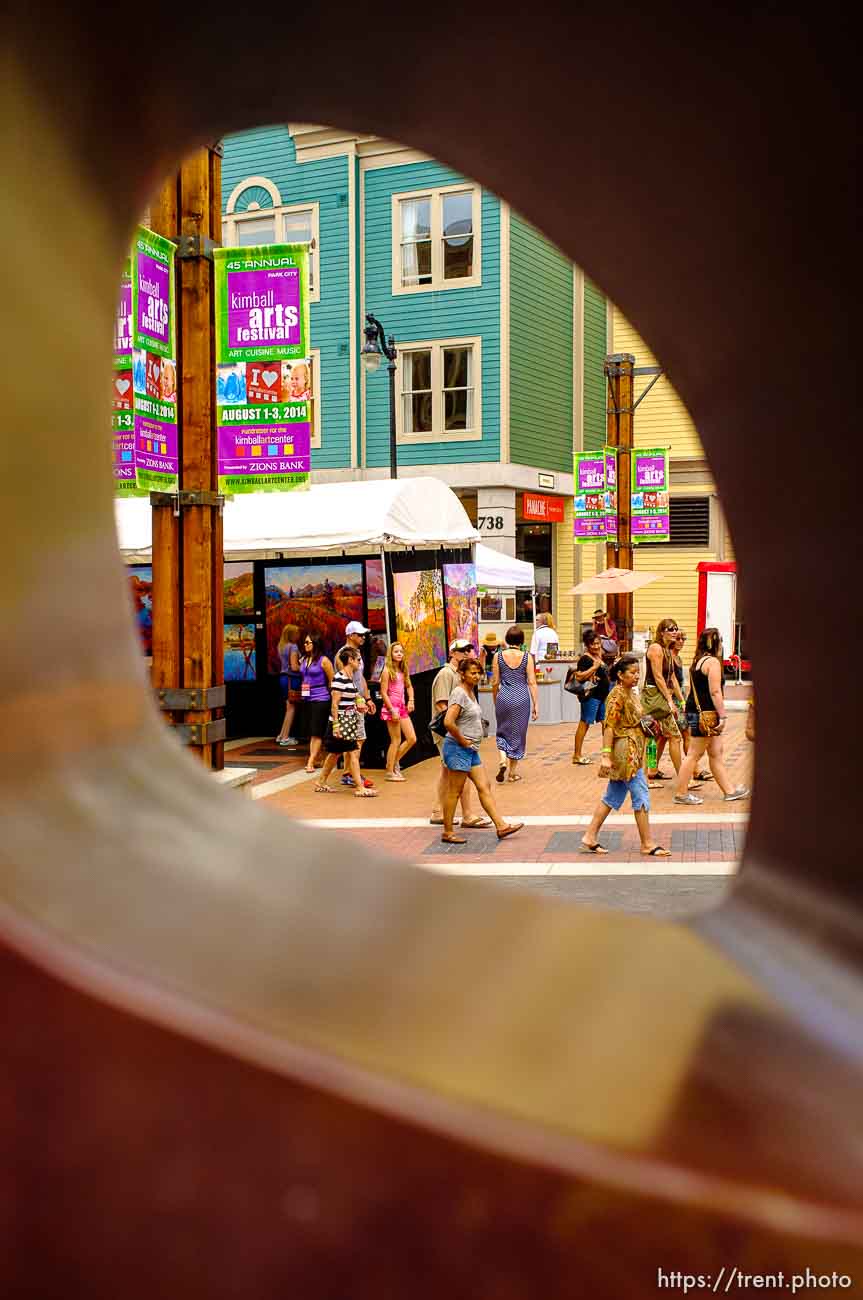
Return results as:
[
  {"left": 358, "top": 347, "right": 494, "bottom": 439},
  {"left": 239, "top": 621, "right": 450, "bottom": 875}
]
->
[
  {"left": 604, "top": 446, "right": 618, "bottom": 543},
  {"left": 573, "top": 452, "right": 606, "bottom": 541},
  {"left": 214, "top": 243, "right": 312, "bottom": 495},
  {"left": 631, "top": 447, "right": 671, "bottom": 542},
  {"left": 111, "top": 228, "right": 179, "bottom": 495}
]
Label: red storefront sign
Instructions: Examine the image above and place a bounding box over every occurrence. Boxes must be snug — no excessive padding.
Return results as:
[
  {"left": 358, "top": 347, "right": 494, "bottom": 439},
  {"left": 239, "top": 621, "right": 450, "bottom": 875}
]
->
[{"left": 522, "top": 492, "right": 565, "bottom": 523}]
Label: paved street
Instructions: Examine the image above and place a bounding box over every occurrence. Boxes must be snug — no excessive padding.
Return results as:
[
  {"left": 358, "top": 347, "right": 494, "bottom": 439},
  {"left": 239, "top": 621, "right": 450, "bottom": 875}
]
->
[{"left": 226, "top": 713, "right": 752, "bottom": 919}]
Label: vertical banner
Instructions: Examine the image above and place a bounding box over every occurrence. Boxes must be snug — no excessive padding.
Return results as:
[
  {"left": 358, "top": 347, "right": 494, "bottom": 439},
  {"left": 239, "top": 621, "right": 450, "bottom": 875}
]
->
[
  {"left": 631, "top": 446, "right": 671, "bottom": 542},
  {"left": 604, "top": 446, "right": 618, "bottom": 542},
  {"left": 573, "top": 451, "right": 606, "bottom": 541},
  {"left": 111, "top": 257, "right": 143, "bottom": 495},
  {"left": 131, "top": 227, "right": 179, "bottom": 493},
  {"left": 214, "top": 243, "right": 311, "bottom": 495}
]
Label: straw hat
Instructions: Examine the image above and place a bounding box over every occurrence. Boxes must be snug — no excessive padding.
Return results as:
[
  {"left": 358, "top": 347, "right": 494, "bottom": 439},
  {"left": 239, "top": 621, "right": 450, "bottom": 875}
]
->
[{"left": 482, "top": 631, "right": 500, "bottom": 646}]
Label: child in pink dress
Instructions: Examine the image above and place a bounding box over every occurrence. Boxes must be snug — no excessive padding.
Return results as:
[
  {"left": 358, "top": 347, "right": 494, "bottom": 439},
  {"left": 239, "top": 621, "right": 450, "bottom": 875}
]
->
[{"left": 379, "top": 642, "right": 416, "bottom": 781}]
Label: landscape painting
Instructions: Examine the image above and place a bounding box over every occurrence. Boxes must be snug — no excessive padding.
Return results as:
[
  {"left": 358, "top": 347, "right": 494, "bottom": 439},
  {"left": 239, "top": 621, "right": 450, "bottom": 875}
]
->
[
  {"left": 364, "top": 557, "right": 387, "bottom": 632},
  {"left": 224, "top": 623, "right": 256, "bottom": 682},
  {"left": 443, "top": 562, "right": 478, "bottom": 652},
  {"left": 264, "top": 562, "right": 363, "bottom": 672},
  {"left": 224, "top": 561, "right": 254, "bottom": 615},
  {"left": 393, "top": 569, "right": 446, "bottom": 676},
  {"left": 128, "top": 565, "right": 152, "bottom": 656}
]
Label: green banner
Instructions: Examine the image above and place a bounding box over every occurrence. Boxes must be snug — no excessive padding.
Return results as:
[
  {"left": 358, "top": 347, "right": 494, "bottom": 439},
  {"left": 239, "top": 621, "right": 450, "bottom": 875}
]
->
[
  {"left": 573, "top": 451, "right": 606, "bottom": 542},
  {"left": 214, "top": 243, "right": 312, "bottom": 494},
  {"left": 631, "top": 446, "right": 670, "bottom": 542}
]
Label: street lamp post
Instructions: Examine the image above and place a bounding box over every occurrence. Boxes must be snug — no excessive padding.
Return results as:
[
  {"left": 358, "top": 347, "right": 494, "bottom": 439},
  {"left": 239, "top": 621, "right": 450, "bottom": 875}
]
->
[{"left": 361, "top": 313, "right": 398, "bottom": 479}]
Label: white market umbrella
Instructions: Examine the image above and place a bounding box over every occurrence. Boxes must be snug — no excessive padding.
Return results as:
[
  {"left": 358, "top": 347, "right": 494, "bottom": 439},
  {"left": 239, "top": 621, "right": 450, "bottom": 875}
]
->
[{"left": 570, "top": 566, "right": 663, "bottom": 595}]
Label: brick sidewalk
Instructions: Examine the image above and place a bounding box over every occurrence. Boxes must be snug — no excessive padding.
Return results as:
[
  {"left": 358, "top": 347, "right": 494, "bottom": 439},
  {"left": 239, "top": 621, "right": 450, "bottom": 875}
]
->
[{"left": 233, "top": 714, "right": 752, "bottom": 867}]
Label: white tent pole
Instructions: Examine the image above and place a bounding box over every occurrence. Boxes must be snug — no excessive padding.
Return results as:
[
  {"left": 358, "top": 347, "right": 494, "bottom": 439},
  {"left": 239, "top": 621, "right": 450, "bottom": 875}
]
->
[{"left": 382, "top": 547, "right": 393, "bottom": 642}]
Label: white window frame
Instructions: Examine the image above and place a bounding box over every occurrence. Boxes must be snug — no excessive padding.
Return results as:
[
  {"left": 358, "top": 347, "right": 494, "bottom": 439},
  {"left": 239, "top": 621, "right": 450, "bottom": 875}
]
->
[
  {"left": 391, "top": 184, "right": 482, "bottom": 295},
  {"left": 224, "top": 178, "right": 320, "bottom": 302},
  {"left": 395, "top": 336, "right": 482, "bottom": 444},
  {"left": 308, "top": 347, "right": 321, "bottom": 450}
]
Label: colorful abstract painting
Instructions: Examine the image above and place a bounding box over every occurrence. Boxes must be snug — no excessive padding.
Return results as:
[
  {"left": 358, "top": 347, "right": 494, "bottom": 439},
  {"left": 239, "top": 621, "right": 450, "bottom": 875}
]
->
[
  {"left": 264, "top": 562, "right": 363, "bottom": 672},
  {"left": 393, "top": 569, "right": 446, "bottom": 676},
  {"left": 128, "top": 565, "right": 152, "bottom": 656},
  {"left": 224, "top": 623, "right": 256, "bottom": 682},
  {"left": 443, "top": 562, "right": 479, "bottom": 652},
  {"left": 364, "top": 557, "right": 387, "bottom": 632},
  {"left": 224, "top": 561, "right": 254, "bottom": 615}
]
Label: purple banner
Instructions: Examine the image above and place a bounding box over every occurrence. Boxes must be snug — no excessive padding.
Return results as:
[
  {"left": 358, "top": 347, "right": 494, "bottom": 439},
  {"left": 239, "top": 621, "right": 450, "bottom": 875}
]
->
[
  {"left": 577, "top": 456, "right": 605, "bottom": 492},
  {"left": 574, "top": 518, "right": 607, "bottom": 540},
  {"left": 631, "top": 514, "right": 670, "bottom": 538},
  {"left": 635, "top": 455, "right": 666, "bottom": 489},
  {"left": 135, "top": 251, "right": 170, "bottom": 351},
  {"left": 605, "top": 446, "right": 618, "bottom": 541}
]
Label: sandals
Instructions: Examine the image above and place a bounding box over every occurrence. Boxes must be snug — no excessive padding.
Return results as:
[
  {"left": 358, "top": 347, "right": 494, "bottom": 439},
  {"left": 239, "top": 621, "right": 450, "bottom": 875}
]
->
[
  {"left": 314, "top": 784, "right": 333, "bottom": 794},
  {"left": 385, "top": 772, "right": 406, "bottom": 782},
  {"left": 354, "top": 788, "right": 378, "bottom": 798},
  {"left": 649, "top": 771, "right": 672, "bottom": 780},
  {"left": 694, "top": 771, "right": 714, "bottom": 781},
  {"left": 641, "top": 845, "right": 671, "bottom": 857},
  {"left": 573, "top": 756, "right": 592, "bottom": 765},
  {"left": 495, "top": 765, "right": 506, "bottom": 783},
  {"left": 441, "top": 834, "right": 467, "bottom": 844},
  {"left": 580, "top": 841, "right": 608, "bottom": 854},
  {"left": 460, "top": 816, "right": 492, "bottom": 829},
  {"left": 497, "top": 822, "right": 524, "bottom": 841},
  {"left": 507, "top": 774, "right": 523, "bottom": 782}
]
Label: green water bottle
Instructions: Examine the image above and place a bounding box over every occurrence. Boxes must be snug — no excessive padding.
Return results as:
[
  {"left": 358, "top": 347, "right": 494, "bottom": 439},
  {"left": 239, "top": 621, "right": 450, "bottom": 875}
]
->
[{"left": 646, "top": 736, "right": 658, "bottom": 771}]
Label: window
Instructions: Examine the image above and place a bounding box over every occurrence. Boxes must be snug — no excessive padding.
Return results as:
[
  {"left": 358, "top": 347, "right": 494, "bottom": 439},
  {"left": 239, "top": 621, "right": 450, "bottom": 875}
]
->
[
  {"left": 396, "top": 338, "right": 482, "bottom": 443},
  {"left": 307, "top": 348, "right": 321, "bottom": 450},
  {"left": 516, "top": 523, "right": 553, "bottom": 622},
  {"left": 638, "top": 496, "right": 711, "bottom": 547},
  {"left": 224, "top": 180, "right": 319, "bottom": 300},
  {"left": 392, "top": 185, "right": 481, "bottom": 293}
]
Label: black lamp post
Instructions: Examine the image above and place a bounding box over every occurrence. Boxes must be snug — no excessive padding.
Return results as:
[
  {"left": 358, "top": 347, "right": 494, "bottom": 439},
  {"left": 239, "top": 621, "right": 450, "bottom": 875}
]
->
[{"left": 361, "top": 312, "right": 398, "bottom": 479}]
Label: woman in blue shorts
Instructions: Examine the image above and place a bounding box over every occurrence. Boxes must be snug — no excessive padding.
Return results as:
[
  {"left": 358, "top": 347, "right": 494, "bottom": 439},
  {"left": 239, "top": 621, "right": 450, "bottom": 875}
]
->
[
  {"left": 440, "top": 657, "right": 524, "bottom": 846},
  {"left": 571, "top": 628, "right": 610, "bottom": 764},
  {"left": 580, "top": 654, "right": 671, "bottom": 857}
]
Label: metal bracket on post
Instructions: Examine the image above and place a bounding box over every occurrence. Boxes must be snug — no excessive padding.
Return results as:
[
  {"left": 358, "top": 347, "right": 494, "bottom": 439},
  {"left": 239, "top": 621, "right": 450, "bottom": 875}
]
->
[
  {"left": 173, "top": 718, "right": 227, "bottom": 747},
  {"left": 156, "top": 686, "right": 226, "bottom": 711},
  {"left": 175, "top": 234, "right": 220, "bottom": 262},
  {"left": 150, "top": 490, "right": 224, "bottom": 512}
]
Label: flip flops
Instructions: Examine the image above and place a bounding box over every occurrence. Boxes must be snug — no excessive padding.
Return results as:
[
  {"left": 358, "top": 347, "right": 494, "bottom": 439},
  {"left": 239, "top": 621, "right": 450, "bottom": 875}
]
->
[
  {"left": 508, "top": 774, "right": 523, "bottom": 782},
  {"left": 573, "top": 756, "right": 592, "bottom": 765},
  {"left": 460, "top": 816, "right": 492, "bottom": 829},
  {"left": 495, "top": 765, "right": 506, "bottom": 783},
  {"left": 641, "top": 845, "right": 671, "bottom": 857},
  {"left": 580, "top": 841, "right": 608, "bottom": 854},
  {"left": 441, "top": 834, "right": 467, "bottom": 844}
]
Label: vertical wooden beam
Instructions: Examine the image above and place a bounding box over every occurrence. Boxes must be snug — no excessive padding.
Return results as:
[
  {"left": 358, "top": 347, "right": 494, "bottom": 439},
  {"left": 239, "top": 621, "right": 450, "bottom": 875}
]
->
[
  {"left": 604, "top": 352, "right": 635, "bottom": 650},
  {"left": 177, "top": 148, "right": 220, "bottom": 769}
]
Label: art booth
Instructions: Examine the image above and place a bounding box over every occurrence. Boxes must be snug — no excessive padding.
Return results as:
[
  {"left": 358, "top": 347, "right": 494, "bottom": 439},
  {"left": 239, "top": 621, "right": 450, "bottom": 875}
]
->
[{"left": 116, "top": 477, "right": 480, "bottom": 766}]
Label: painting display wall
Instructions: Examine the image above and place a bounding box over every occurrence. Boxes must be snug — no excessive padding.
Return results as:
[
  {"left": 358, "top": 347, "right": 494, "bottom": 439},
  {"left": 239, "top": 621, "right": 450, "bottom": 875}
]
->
[
  {"left": 264, "top": 561, "right": 363, "bottom": 672},
  {"left": 128, "top": 565, "right": 153, "bottom": 656},
  {"left": 443, "top": 563, "right": 479, "bottom": 651},
  {"left": 224, "top": 623, "right": 257, "bottom": 682},
  {"left": 364, "top": 558, "right": 387, "bottom": 633},
  {"left": 393, "top": 570, "right": 447, "bottom": 676},
  {"left": 224, "top": 561, "right": 255, "bottom": 615}
]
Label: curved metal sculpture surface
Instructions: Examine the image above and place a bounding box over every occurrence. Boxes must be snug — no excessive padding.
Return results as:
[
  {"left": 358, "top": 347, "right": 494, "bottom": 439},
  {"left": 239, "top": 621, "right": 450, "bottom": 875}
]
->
[{"left": 2, "top": 6, "right": 861, "bottom": 1295}]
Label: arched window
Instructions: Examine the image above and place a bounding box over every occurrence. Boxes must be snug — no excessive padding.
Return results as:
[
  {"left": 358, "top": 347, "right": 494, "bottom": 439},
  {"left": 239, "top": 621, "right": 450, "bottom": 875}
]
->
[{"left": 224, "top": 176, "right": 319, "bottom": 300}]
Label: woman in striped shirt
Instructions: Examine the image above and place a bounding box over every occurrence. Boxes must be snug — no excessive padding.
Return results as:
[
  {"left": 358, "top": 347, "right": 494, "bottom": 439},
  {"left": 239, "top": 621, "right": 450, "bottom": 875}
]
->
[{"left": 314, "top": 648, "right": 378, "bottom": 798}]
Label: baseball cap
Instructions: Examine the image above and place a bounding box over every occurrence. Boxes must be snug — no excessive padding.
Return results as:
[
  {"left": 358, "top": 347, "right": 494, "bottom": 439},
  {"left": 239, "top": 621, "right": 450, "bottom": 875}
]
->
[
  {"left": 593, "top": 608, "right": 605, "bottom": 617},
  {"left": 449, "top": 637, "right": 474, "bottom": 653},
  {"left": 345, "top": 620, "right": 370, "bottom": 635}
]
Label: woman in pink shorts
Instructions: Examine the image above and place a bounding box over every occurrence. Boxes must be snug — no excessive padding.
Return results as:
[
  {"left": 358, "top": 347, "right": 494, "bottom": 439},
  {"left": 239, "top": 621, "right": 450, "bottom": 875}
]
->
[{"left": 379, "top": 642, "right": 416, "bottom": 780}]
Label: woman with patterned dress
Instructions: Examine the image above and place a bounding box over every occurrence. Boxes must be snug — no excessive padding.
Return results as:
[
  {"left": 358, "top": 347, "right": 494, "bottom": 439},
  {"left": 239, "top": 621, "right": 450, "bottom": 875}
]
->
[
  {"left": 491, "top": 625, "right": 538, "bottom": 783},
  {"left": 580, "top": 653, "right": 670, "bottom": 857}
]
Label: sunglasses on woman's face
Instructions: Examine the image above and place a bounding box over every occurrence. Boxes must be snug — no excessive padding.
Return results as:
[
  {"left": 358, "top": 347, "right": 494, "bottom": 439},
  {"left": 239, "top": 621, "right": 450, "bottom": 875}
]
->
[{"left": 665, "top": 626, "right": 678, "bottom": 633}]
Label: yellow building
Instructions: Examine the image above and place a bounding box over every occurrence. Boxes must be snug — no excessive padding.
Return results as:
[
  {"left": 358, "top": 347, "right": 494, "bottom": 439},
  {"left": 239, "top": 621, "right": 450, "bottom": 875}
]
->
[{"left": 569, "top": 308, "right": 736, "bottom": 650}]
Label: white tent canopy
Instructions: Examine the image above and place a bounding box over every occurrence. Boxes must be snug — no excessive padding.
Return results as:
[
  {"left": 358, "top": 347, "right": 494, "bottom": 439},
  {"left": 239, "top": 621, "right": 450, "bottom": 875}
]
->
[
  {"left": 116, "top": 476, "right": 480, "bottom": 562},
  {"left": 474, "top": 542, "right": 534, "bottom": 589}
]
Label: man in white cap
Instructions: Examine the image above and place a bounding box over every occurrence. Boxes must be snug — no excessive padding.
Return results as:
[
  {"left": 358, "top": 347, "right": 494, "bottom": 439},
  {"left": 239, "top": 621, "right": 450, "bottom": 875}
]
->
[
  {"left": 338, "top": 620, "right": 376, "bottom": 788},
  {"left": 429, "top": 638, "right": 491, "bottom": 828}
]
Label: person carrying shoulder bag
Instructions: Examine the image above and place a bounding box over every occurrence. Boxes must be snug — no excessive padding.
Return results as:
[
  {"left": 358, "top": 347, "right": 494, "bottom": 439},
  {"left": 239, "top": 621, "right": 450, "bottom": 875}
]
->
[{"left": 673, "top": 627, "right": 750, "bottom": 805}]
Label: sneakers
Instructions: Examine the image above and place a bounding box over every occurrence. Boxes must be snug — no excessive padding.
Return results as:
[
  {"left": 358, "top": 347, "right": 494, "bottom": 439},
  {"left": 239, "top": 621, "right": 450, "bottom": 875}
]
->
[
  {"left": 341, "top": 775, "right": 375, "bottom": 788},
  {"left": 275, "top": 737, "right": 298, "bottom": 748},
  {"left": 673, "top": 793, "right": 704, "bottom": 805},
  {"left": 723, "top": 785, "right": 750, "bottom": 802}
]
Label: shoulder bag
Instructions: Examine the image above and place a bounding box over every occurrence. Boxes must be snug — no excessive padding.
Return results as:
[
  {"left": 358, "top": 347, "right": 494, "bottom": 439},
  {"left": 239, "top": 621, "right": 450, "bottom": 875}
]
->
[{"left": 564, "top": 664, "right": 594, "bottom": 699}]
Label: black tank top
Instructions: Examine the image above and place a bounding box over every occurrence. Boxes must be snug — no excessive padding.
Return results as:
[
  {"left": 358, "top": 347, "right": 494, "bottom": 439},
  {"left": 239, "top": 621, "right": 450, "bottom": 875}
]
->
[{"left": 688, "top": 656, "right": 722, "bottom": 712}]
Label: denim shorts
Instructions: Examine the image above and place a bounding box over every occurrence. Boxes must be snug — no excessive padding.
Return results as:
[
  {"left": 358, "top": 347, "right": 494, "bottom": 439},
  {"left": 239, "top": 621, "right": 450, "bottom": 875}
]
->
[
  {"left": 443, "top": 737, "right": 482, "bottom": 771},
  {"left": 580, "top": 694, "right": 606, "bottom": 726},
  {"left": 601, "top": 767, "right": 651, "bottom": 812},
  {"left": 686, "top": 711, "right": 714, "bottom": 738}
]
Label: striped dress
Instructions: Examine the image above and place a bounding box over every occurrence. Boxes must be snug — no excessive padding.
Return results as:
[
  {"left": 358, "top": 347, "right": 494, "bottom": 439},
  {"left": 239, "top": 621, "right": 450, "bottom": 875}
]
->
[{"left": 494, "top": 650, "right": 531, "bottom": 760}]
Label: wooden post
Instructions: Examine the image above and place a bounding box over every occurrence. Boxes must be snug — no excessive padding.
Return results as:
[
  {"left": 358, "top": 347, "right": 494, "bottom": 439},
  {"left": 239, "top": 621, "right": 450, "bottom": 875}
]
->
[
  {"left": 604, "top": 352, "right": 635, "bottom": 651},
  {"left": 149, "top": 148, "right": 224, "bottom": 770}
]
